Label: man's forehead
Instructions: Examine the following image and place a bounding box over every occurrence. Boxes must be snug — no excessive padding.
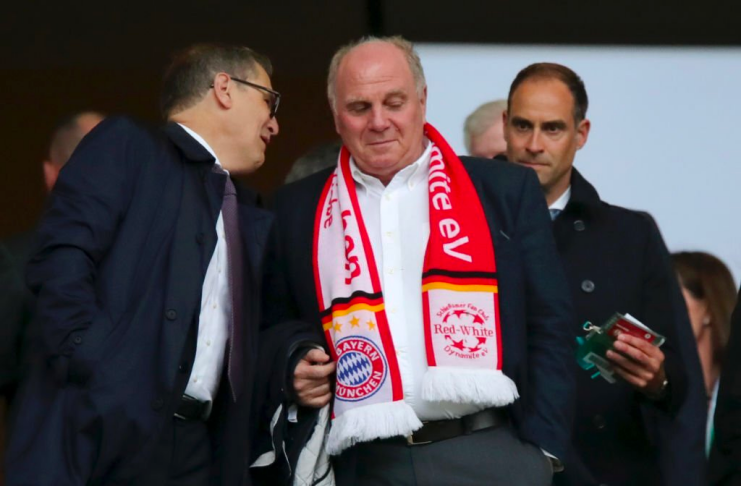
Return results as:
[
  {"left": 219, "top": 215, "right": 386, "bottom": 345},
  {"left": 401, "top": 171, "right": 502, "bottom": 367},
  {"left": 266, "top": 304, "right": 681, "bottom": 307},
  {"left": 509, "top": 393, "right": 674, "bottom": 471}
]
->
[
  {"left": 510, "top": 79, "right": 574, "bottom": 118},
  {"left": 338, "top": 43, "right": 412, "bottom": 86}
]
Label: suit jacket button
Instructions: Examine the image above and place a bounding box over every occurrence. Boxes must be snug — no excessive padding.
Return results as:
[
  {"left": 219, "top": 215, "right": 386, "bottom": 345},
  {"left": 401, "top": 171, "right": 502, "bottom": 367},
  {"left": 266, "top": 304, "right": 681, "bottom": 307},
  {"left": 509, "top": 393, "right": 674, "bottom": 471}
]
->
[
  {"left": 593, "top": 414, "right": 606, "bottom": 430},
  {"left": 73, "top": 336, "right": 83, "bottom": 345},
  {"left": 196, "top": 232, "right": 205, "bottom": 245},
  {"left": 178, "top": 363, "right": 187, "bottom": 373},
  {"left": 166, "top": 309, "right": 178, "bottom": 321},
  {"left": 573, "top": 220, "right": 586, "bottom": 231},
  {"left": 151, "top": 398, "right": 164, "bottom": 411},
  {"left": 581, "top": 280, "right": 595, "bottom": 293}
]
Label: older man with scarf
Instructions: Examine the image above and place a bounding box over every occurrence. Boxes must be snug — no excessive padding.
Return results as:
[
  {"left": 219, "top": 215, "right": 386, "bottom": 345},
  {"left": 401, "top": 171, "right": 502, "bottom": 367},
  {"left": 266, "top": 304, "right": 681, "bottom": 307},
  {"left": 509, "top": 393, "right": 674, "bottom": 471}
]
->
[{"left": 254, "top": 36, "right": 575, "bottom": 486}]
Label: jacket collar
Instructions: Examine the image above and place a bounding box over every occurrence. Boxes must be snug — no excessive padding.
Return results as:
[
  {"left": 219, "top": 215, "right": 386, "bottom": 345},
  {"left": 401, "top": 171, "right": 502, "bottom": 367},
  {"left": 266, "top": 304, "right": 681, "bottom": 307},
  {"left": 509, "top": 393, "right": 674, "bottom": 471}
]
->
[
  {"left": 163, "top": 122, "right": 216, "bottom": 164},
  {"left": 563, "top": 168, "right": 603, "bottom": 220}
]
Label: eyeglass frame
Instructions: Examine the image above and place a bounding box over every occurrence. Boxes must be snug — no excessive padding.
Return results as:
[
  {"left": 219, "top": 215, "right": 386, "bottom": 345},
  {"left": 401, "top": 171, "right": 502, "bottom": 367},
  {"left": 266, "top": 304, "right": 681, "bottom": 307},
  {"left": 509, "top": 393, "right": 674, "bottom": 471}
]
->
[{"left": 209, "top": 74, "right": 281, "bottom": 118}]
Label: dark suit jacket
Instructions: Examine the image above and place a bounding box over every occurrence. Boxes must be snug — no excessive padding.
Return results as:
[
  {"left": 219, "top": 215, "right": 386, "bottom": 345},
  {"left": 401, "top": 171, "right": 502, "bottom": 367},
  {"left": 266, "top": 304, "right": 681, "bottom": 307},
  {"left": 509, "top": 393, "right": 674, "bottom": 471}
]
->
[
  {"left": 552, "top": 169, "right": 706, "bottom": 486},
  {"left": 5, "top": 117, "right": 273, "bottom": 486},
  {"left": 259, "top": 156, "right": 576, "bottom": 473},
  {"left": 711, "top": 285, "right": 741, "bottom": 486}
]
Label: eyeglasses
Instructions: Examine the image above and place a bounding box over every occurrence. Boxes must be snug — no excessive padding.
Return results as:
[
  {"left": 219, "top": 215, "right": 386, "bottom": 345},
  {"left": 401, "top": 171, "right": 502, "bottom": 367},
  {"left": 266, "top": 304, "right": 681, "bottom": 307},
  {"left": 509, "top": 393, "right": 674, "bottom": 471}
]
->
[{"left": 210, "top": 75, "right": 281, "bottom": 118}]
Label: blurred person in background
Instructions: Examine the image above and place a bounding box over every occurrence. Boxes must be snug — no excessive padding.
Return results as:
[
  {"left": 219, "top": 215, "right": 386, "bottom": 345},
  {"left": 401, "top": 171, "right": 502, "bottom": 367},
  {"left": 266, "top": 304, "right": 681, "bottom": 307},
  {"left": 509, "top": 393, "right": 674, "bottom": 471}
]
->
[
  {"left": 284, "top": 140, "right": 341, "bottom": 184},
  {"left": 672, "top": 250, "right": 736, "bottom": 454},
  {"left": 1, "top": 110, "right": 104, "bottom": 400},
  {"left": 463, "top": 99, "right": 507, "bottom": 158},
  {"left": 0, "top": 109, "right": 103, "bottom": 484}
]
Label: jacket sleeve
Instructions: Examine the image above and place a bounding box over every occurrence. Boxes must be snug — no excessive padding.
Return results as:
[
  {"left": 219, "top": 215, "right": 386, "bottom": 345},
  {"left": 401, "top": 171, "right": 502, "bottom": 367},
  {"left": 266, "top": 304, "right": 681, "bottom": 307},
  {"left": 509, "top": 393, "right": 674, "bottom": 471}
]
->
[
  {"left": 637, "top": 214, "right": 693, "bottom": 413},
  {"left": 515, "top": 170, "right": 577, "bottom": 462},
  {"left": 26, "top": 118, "right": 141, "bottom": 383}
]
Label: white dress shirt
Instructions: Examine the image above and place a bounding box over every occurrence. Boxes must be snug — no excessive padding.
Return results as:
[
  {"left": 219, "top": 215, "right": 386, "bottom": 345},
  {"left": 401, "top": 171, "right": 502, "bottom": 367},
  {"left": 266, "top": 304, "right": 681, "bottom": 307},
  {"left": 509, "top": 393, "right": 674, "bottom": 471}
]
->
[
  {"left": 549, "top": 186, "right": 572, "bottom": 212},
  {"left": 178, "top": 124, "right": 230, "bottom": 405},
  {"left": 349, "top": 140, "right": 484, "bottom": 421}
]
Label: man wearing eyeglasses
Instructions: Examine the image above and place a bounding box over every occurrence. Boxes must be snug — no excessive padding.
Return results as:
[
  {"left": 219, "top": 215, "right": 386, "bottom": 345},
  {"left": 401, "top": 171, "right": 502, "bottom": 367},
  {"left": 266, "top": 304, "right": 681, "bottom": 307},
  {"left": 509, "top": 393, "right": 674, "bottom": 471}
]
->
[{"left": 6, "top": 43, "right": 279, "bottom": 486}]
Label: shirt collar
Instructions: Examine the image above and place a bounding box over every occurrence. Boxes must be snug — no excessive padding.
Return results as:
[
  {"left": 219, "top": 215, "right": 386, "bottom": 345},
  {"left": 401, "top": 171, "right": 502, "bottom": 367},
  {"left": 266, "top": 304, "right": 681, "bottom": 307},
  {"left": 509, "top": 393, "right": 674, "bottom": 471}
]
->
[
  {"left": 349, "top": 138, "right": 432, "bottom": 195},
  {"left": 177, "top": 123, "right": 225, "bottom": 172},
  {"left": 549, "top": 186, "right": 572, "bottom": 211}
]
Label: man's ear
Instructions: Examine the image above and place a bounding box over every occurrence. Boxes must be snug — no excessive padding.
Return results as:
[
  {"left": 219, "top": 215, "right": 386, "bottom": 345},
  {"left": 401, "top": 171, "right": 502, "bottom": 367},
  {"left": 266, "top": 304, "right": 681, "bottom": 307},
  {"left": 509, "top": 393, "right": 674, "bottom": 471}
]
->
[
  {"left": 43, "top": 160, "right": 59, "bottom": 193},
  {"left": 502, "top": 110, "right": 510, "bottom": 143},
  {"left": 576, "top": 118, "right": 591, "bottom": 150},
  {"left": 211, "top": 73, "right": 234, "bottom": 109}
]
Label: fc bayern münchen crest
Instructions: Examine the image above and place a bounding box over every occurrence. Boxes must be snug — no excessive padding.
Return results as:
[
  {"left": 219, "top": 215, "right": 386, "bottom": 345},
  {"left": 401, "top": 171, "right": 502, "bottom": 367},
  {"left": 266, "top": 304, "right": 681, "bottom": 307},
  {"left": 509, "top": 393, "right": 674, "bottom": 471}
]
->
[{"left": 335, "top": 335, "right": 387, "bottom": 402}]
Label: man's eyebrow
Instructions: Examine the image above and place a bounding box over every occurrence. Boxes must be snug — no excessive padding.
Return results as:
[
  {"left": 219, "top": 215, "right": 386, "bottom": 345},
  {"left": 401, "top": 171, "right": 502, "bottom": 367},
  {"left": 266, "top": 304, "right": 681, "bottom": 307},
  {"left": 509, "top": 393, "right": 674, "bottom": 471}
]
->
[
  {"left": 509, "top": 116, "right": 533, "bottom": 126},
  {"left": 542, "top": 120, "right": 568, "bottom": 130},
  {"left": 385, "top": 90, "right": 408, "bottom": 100}
]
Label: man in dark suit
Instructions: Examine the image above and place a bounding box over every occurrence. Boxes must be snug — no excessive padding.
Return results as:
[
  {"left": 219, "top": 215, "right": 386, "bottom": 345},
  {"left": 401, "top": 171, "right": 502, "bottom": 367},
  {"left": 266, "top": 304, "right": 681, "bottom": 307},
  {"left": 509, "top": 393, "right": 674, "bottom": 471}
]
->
[
  {"left": 257, "top": 36, "right": 574, "bottom": 486},
  {"left": 6, "top": 43, "right": 279, "bottom": 485},
  {"left": 503, "top": 62, "right": 706, "bottom": 486},
  {"left": 711, "top": 285, "right": 741, "bottom": 485}
]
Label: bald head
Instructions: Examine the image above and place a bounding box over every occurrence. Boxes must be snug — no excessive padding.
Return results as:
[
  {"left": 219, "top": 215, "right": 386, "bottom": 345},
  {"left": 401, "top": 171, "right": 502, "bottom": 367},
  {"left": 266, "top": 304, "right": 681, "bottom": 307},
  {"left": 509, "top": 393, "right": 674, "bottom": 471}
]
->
[{"left": 44, "top": 111, "right": 105, "bottom": 191}]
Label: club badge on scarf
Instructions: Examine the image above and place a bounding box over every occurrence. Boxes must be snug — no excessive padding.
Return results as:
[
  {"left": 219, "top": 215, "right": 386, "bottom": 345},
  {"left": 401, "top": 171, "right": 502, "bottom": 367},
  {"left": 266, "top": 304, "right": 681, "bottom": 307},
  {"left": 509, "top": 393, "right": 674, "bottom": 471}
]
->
[{"left": 313, "top": 123, "right": 518, "bottom": 455}]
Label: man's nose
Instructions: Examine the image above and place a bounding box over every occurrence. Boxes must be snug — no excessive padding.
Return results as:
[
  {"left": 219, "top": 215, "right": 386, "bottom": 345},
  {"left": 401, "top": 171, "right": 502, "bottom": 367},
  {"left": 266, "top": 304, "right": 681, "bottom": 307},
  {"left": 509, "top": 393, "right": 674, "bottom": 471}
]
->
[
  {"left": 267, "top": 116, "right": 279, "bottom": 135},
  {"left": 526, "top": 130, "right": 543, "bottom": 153},
  {"left": 368, "top": 107, "right": 390, "bottom": 131}
]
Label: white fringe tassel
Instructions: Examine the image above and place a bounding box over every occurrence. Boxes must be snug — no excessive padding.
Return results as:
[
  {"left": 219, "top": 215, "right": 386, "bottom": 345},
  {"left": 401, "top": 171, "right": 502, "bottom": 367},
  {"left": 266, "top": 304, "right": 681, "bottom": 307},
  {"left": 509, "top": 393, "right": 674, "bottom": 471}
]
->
[
  {"left": 421, "top": 367, "right": 519, "bottom": 406},
  {"left": 326, "top": 401, "right": 422, "bottom": 456}
]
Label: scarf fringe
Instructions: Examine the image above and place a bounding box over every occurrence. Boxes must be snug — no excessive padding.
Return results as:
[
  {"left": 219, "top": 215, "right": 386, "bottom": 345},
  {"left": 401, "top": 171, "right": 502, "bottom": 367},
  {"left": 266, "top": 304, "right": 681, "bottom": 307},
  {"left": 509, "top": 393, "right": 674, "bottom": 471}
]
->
[
  {"left": 326, "top": 401, "right": 423, "bottom": 456},
  {"left": 421, "top": 367, "right": 519, "bottom": 407}
]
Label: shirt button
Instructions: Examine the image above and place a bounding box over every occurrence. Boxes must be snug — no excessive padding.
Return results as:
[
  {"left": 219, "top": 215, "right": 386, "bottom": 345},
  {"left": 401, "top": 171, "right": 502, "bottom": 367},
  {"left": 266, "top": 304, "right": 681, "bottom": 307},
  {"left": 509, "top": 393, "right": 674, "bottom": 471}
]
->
[
  {"left": 581, "top": 280, "right": 595, "bottom": 293},
  {"left": 385, "top": 194, "right": 392, "bottom": 201},
  {"left": 166, "top": 309, "right": 178, "bottom": 321},
  {"left": 206, "top": 340, "right": 211, "bottom": 346},
  {"left": 212, "top": 303, "right": 217, "bottom": 309},
  {"left": 387, "top": 268, "right": 394, "bottom": 275},
  {"left": 574, "top": 220, "right": 586, "bottom": 232},
  {"left": 193, "top": 378, "right": 199, "bottom": 383}
]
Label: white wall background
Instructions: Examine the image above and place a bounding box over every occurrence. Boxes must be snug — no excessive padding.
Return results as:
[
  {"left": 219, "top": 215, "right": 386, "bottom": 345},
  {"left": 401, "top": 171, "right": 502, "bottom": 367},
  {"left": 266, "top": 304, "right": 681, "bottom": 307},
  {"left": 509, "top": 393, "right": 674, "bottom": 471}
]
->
[{"left": 417, "top": 44, "right": 741, "bottom": 284}]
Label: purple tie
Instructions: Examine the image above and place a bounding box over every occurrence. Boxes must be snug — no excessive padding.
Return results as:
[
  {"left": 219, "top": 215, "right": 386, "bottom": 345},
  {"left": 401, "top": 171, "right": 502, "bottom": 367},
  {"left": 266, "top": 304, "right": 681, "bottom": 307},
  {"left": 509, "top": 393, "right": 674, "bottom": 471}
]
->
[{"left": 222, "top": 175, "right": 244, "bottom": 401}]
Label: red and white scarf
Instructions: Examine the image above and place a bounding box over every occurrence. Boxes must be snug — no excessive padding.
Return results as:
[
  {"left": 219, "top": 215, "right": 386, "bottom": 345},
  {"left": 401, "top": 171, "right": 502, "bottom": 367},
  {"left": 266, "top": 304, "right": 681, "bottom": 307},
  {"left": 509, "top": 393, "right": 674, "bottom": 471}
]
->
[{"left": 313, "top": 123, "right": 518, "bottom": 455}]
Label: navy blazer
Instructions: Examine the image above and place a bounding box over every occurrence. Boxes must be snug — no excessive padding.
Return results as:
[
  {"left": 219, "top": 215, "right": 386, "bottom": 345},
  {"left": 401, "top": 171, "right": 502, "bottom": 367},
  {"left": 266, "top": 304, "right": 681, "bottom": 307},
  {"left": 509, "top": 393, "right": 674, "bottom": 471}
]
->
[
  {"left": 6, "top": 118, "right": 273, "bottom": 486},
  {"left": 260, "top": 156, "right": 576, "bottom": 465},
  {"left": 551, "top": 169, "right": 705, "bottom": 486}
]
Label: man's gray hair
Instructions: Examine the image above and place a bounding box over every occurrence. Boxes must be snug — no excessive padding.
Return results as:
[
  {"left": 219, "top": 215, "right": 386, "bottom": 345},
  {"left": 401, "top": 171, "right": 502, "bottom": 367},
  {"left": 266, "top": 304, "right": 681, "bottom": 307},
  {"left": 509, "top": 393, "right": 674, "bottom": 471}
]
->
[
  {"left": 463, "top": 99, "right": 507, "bottom": 153},
  {"left": 327, "top": 36, "right": 426, "bottom": 112}
]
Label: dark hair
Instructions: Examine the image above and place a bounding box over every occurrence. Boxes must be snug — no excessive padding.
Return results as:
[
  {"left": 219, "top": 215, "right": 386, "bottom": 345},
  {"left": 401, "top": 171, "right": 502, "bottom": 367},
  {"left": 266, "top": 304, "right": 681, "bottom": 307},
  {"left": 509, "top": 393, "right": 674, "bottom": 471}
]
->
[
  {"left": 672, "top": 251, "right": 737, "bottom": 363},
  {"left": 507, "top": 63, "right": 589, "bottom": 123},
  {"left": 160, "top": 43, "right": 273, "bottom": 119}
]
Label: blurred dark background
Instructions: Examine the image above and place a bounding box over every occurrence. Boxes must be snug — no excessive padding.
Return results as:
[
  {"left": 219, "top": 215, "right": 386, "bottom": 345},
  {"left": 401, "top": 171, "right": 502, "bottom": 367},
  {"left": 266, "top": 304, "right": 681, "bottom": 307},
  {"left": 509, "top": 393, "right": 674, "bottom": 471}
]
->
[{"left": 2, "top": 0, "right": 740, "bottom": 238}]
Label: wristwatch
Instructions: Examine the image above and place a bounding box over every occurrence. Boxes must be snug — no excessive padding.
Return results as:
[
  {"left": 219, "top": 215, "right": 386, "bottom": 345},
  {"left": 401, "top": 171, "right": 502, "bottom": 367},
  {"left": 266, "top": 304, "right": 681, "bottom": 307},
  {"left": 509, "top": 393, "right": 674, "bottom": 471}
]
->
[{"left": 648, "top": 377, "right": 670, "bottom": 401}]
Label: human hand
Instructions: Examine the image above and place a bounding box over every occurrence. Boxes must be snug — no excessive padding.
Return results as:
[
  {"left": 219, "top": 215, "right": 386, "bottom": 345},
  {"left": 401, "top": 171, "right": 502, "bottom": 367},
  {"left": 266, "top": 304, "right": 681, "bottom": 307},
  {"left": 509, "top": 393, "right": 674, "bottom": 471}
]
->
[
  {"left": 606, "top": 333, "right": 667, "bottom": 396},
  {"left": 293, "top": 348, "right": 335, "bottom": 408}
]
